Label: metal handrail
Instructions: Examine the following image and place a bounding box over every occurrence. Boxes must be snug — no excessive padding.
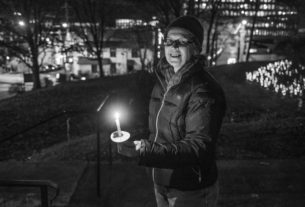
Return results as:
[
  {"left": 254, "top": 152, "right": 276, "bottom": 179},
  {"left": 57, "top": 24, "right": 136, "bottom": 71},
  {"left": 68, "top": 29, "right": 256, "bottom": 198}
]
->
[
  {"left": 0, "top": 109, "right": 95, "bottom": 146},
  {"left": 0, "top": 179, "right": 60, "bottom": 207},
  {"left": 0, "top": 95, "right": 112, "bottom": 199},
  {"left": 0, "top": 111, "right": 68, "bottom": 145}
]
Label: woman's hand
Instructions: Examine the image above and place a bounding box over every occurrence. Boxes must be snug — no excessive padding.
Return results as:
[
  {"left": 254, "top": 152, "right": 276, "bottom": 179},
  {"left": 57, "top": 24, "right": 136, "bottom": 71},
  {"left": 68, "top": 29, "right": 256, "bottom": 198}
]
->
[{"left": 117, "top": 140, "right": 141, "bottom": 157}]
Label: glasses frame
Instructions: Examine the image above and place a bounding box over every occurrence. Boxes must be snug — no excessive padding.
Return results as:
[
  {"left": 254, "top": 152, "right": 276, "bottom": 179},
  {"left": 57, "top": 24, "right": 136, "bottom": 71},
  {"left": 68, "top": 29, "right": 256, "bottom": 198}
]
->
[{"left": 163, "top": 38, "right": 194, "bottom": 48}]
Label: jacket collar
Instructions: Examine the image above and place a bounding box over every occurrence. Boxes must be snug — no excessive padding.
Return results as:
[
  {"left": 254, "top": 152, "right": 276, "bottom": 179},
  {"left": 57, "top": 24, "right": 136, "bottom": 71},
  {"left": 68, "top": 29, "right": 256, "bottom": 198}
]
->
[{"left": 155, "top": 55, "right": 205, "bottom": 90}]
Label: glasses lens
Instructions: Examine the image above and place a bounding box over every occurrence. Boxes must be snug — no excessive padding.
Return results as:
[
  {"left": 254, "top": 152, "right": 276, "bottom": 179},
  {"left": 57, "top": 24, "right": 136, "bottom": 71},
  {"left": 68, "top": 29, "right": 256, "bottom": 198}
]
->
[
  {"left": 164, "top": 39, "right": 173, "bottom": 46},
  {"left": 179, "top": 40, "right": 191, "bottom": 46},
  {"left": 164, "top": 39, "right": 192, "bottom": 47}
]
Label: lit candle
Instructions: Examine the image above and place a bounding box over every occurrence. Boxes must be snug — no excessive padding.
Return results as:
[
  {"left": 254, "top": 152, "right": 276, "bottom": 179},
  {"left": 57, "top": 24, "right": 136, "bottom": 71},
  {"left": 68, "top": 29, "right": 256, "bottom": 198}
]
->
[{"left": 114, "top": 112, "right": 122, "bottom": 136}]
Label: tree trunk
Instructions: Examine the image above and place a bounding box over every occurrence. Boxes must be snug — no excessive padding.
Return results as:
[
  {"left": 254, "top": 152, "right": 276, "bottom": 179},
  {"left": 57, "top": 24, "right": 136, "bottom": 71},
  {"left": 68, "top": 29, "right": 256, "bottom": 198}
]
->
[
  {"left": 206, "top": 3, "right": 218, "bottom": 57},
  {"left": 97, "top": 51, "right": 104, "bottom": 77},
  {"left": 187, "top": 0, "right": 195, "bottom": 15},
  {"left": 140, "top": 49, "right": 147, "bottom": 71},
  {"left": 30, "top": 44, "right": 41, "bottom": 90},
  {"left": 169, "top": 0, "right": 183, "bottom": 17},
  {"left": 210, "top": 19, "right": 219, "bottom": 65},
  {"left": 246, "top": 0, "right": 260, "bottom": 62},
  {"left": 153, "top": 27, "right": 159, "bottom": 68}
]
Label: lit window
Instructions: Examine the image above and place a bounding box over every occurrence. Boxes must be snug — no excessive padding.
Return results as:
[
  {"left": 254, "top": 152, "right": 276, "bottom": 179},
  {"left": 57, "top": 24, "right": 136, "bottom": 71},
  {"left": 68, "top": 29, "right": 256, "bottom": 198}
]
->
[
  {"left": 110, "top": 48, "right": 116, "bottom": 57},
  {"left": 200, "top": 3, "right": 207, "bottom": 9},
  {"left": 131, "top": 49, "right": 139, "bottom": 58},
  {"left": 227, "top": 57, "right": 237, "bottom": 64}
]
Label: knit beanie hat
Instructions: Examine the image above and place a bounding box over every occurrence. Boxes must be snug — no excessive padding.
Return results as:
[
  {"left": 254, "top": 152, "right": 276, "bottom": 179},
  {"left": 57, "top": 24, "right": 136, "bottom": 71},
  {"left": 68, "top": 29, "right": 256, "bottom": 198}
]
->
[{"left": 165, "top": 16, "right": 204, "bottom": 52}]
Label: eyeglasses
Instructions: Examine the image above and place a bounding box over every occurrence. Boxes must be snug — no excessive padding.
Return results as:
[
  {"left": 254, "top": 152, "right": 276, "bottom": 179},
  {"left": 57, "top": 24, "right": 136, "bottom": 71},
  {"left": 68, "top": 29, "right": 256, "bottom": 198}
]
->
[{"left": 164, "top": 39, "right": 194, "bottom": 47}]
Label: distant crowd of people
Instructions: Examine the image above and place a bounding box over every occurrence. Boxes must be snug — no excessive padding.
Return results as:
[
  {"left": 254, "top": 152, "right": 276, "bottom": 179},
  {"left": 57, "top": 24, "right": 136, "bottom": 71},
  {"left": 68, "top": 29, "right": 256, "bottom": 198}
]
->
[{"left": 246, "top": 59, "right": 305, "bottom": 98}]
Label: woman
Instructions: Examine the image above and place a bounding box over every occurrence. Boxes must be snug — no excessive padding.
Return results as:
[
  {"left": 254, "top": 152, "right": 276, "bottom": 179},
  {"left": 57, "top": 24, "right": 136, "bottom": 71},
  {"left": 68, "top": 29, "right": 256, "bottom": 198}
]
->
[{"left": 118, "top": 16, "right": 226, "bottom": 207}]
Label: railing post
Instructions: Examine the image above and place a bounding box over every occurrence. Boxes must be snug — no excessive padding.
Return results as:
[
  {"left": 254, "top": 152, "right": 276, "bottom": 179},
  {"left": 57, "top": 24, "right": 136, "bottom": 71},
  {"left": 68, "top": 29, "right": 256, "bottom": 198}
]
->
[
  {"left": 66, "top": 117, "right": 71, "bottom": 142},
  {"left": 108, "top": 133, "right": 112, "bottom": 166},
  {"left": 96, "top": 114, "right": 101, "bottom": 197},
  {"left": 95, "top": 95, "right": 110, "bottom": 197},
  {"left": 0, "top": 180, "right": 59, "bottom": 207},
  {"left": 40, "top": 186, "right": 49, "bottom": 207}
]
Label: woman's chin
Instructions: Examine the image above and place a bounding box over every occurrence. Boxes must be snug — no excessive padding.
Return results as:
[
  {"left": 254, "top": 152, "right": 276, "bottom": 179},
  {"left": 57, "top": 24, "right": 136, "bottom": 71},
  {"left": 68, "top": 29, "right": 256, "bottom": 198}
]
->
[{"left": 169, "top": 62, "right": 182, "bottom": 72}]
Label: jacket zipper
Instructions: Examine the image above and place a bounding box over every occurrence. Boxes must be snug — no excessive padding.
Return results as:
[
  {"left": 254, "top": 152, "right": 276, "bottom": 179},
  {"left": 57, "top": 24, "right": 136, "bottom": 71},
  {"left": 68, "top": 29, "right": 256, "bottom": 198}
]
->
[
  {"left": 192, "top": 167, "right": 202, "bottom": 183},
  {"left": 152, "top": 87, "right": 171, "bottom": 183}
]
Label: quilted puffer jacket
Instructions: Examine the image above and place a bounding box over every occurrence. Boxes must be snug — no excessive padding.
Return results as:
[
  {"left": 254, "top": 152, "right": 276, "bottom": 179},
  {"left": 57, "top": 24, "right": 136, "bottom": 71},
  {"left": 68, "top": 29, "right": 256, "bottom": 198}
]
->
[{"left": 139, "top": 56, "right": 226, "bottom": 190}]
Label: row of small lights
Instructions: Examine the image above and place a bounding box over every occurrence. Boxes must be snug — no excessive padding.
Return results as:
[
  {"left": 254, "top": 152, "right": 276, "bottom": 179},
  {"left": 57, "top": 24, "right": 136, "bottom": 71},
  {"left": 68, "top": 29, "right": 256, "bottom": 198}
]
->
[
  {"left": 15, "top": 10, "right": 69, "bottom": 28},
  {"left": 246, "top": 59, "right": 305, "bottom": 97},
  {"left": 18, "top": 20, "right": 69, "bottom": 28}
]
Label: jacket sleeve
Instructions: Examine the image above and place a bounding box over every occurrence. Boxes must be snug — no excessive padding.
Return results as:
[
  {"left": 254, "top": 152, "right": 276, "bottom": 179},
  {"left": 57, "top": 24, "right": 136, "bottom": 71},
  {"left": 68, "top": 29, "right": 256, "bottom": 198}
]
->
[{"left": 139, "top": 86, "right": 217, "bottom": 169}]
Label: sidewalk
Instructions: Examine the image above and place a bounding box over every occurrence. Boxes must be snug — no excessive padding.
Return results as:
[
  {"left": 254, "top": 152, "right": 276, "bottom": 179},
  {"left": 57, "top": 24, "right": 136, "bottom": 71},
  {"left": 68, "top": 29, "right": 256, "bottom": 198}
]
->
[
  {"left": 217, "top": 159, "right": 305, "bottom": 207},
  {"left": 0, "top": 159, "right": 304, "bottom": 207},
  {"left": 68, "top": 159, "right": 305, "bottom": 207},
  {"left": 68, "top": 161, "right": 156, "bottom": 207}
]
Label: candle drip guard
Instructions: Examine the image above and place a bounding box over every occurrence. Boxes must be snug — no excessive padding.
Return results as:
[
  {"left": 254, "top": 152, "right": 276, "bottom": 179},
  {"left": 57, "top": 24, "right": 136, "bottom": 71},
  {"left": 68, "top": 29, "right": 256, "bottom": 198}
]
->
[{"left": 110, "top": 131, "right": 130, "bottom": 143}]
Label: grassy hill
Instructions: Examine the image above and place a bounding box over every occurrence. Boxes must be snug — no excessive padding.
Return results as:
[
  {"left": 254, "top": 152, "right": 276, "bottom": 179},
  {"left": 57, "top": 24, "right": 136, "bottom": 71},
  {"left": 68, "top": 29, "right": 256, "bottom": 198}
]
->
[{"left": 0, "top": 62, "right": 304, "bottom": 161}]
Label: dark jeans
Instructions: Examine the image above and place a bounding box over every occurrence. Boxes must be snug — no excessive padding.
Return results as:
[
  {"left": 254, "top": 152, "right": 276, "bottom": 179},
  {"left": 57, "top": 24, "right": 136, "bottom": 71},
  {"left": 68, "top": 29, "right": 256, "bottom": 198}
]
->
[{"left": 154, "top": 181, "right": 219, "bottom": 207}]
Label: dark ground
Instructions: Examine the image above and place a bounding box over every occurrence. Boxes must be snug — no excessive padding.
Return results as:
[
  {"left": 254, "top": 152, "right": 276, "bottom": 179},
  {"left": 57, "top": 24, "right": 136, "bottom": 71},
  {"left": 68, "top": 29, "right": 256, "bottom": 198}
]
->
[
  {"left": 0, "top": 63, "right": 304, "bottom": 206},
  {"left": 67, "top": 160, "right": 305, "bottom": 207}
]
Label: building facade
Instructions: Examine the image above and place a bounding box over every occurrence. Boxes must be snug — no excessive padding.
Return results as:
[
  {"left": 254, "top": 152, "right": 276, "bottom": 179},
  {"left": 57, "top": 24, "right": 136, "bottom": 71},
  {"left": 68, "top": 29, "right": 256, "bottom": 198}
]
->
[{"left": 182, "top": 0, "right": 297, "bottom": 64}]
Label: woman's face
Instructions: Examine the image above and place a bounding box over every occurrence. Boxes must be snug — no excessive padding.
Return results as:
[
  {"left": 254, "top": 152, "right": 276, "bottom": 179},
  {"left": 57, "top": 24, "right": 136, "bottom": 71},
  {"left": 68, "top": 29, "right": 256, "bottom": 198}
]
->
[{"left": 164, "top": 27, "right": 197, "bottom": 73}]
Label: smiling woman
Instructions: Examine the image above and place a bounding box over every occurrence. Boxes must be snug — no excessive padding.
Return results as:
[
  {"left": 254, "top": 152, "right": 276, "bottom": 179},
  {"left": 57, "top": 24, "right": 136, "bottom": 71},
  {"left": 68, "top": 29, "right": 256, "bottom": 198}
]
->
[
  {"left": 163, "top": 16, "right": 203, "bottom": 73},
  {"left": 117, "top": 16, "right": 226, "bottom": 207},
  {"left": 164, "top": 28, "right": 198, "bottom": 72}
]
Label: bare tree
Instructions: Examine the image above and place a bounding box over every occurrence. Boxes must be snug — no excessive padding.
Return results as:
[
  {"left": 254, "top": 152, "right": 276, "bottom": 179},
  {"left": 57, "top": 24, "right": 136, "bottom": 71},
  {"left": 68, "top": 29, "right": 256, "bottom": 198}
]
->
[
  {"left": 0, "top": 0, "right": 62, "bottom": 89},
  {"left": 210, "top": 18, "right": 220, "bottom": 65},
  {"left": 69, "top": 0, "right": 112, "bottom": 77},
  {"left": 186, "top": 0, "right": 195, "bottom": 16},
  {"left": 132, "top": 26, "right": 154, "bottom": 71},
  {"left": 146, "top": 0, "right": 172, "bottom": 29},
  {"left": 246, "top": 0, "right": 260, "bottom": 62},
  {"left": 169, "top": 0, "right": 185, "bottom": 18},
  {"left": 203, "top": 0, "right": 221, "bottom": 57}
]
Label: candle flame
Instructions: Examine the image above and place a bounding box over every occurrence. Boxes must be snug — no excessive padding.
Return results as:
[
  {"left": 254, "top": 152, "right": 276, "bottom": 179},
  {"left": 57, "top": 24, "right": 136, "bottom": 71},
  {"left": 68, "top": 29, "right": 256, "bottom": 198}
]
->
[{"left": 114, "top": 112, "right": 120, "bottom": 120}]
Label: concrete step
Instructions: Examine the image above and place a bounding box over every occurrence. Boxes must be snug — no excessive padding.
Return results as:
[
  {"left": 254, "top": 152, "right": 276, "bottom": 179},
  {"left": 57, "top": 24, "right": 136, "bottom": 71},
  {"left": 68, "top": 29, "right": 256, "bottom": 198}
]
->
[{"left": 0, "top": 161, "right": 87, "bottom": 207}]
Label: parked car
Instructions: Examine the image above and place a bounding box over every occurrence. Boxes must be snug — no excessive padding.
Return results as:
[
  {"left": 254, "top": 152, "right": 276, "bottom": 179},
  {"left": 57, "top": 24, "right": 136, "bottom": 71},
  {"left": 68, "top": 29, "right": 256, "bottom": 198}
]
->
[
  {"left": 23, "top": 65, "right": 68, "bottom": 87},
  {"left": 41, "top": 64, "right": 57, "bottom": 72},
  {"left": 40, "top": 65, "right": 66, "bottom": 87}
]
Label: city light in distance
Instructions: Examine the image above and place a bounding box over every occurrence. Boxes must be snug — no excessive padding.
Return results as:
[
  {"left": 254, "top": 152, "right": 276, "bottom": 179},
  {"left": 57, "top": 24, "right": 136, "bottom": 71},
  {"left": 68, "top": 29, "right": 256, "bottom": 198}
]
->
[
  {"left": 18, "top": 21, "right": 25, "bottom": 27},
  {"left": 62, "top": 22, "right": 68, "bottom": 28}
]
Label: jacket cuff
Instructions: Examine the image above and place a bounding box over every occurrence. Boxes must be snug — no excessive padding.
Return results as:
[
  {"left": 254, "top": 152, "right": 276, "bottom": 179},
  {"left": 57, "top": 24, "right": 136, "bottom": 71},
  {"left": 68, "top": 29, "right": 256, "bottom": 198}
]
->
[{"left": 138, "top": 139, "right": 151, "bottom": 165}]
